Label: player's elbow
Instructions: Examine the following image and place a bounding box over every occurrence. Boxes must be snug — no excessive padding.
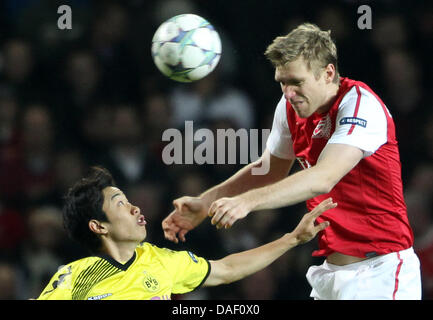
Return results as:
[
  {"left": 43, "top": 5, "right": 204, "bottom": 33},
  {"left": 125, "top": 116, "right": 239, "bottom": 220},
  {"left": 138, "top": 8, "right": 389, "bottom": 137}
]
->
[
  {"left": 204, "top": 260, "right": 236, "bottom": 287},
  {"left": 311, "top": 173, "right": 338, "bottom": 195}
]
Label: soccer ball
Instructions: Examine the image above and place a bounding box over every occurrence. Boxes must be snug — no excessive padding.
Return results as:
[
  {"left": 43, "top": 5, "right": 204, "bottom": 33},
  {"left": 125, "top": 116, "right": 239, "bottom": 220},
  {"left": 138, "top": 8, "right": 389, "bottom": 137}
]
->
[{"left": 151, "top": 14, "right": 222, "bottom": 82}]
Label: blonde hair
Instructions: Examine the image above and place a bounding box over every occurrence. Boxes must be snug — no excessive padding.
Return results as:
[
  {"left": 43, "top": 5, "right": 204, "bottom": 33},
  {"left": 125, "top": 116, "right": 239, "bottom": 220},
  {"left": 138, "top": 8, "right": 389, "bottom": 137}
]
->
[{"left": 265, "top": 23, "right": 339, "bottom": 82}]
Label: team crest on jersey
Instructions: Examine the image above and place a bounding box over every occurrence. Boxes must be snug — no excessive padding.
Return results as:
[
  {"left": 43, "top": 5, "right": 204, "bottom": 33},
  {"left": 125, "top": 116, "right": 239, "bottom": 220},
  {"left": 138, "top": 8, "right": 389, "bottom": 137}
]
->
[
  {"left": 142, "top": 271, "right": 160, "bottom": 292},
  {"left": 312, "top": 114, "right": 331, "bottom": 139}
]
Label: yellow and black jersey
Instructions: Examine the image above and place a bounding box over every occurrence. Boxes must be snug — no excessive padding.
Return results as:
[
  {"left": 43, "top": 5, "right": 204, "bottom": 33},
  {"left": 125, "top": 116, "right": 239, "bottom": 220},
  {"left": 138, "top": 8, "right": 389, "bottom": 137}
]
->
[{"left": 37, "top": 242, "right": 210, "bottom": 300}]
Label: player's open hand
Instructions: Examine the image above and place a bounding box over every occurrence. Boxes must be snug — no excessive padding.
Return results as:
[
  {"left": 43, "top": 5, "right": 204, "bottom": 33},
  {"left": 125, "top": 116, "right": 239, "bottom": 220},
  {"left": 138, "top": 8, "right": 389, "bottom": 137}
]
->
[
  {"left": 208, "top": 196, "right": 252, "bottom": 229},
  {"left": 292, "top": 197, "right": 337, "bottom": 244},
  {"left": 162, "top": 196, "right": 209, "bottom": 243}
]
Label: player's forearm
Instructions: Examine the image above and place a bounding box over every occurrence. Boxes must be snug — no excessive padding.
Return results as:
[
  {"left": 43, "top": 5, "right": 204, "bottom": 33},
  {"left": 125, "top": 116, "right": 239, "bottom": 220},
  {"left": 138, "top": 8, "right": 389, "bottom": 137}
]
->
[
  {"left": 244, "top": 165, "right": 332, "bottom": 211},
  {"left": 199, "top": 162, "right": 261, "bottom": 205},
  {"left": 207, "top": 233, "right": 298, "bottom": 286},
  {"left": 242, "top": 145, "right": 363, "bottom": 212},
  {"left": 200, "top": 155, "right": 293, "bottom": 207}
]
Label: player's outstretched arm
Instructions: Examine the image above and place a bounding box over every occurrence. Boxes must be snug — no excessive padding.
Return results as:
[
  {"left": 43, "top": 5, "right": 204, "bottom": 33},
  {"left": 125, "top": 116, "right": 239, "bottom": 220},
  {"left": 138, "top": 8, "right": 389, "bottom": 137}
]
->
[
  {"left": 162, "top": 149, "right": 294, "bottom": 242},
  {"left": 208, "top": 143, "right": 362, "bottom": 229},
  {"left": 203, "top": 198, "right": 336, "bottom": 287}
]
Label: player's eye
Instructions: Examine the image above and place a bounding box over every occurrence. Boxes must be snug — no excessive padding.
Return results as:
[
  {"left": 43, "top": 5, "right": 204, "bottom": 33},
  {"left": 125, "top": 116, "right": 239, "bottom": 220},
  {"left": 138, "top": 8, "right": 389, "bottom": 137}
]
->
[
  {"left": 118, "top": 201, "right": 124, "bottom": 206},
  {"left": 280, "top": 80, "right": 302, "bottom": 87}
]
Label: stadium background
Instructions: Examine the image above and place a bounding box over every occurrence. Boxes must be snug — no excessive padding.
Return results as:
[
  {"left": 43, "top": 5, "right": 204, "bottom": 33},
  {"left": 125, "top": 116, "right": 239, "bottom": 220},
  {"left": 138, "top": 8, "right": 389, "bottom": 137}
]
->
[{"left": 0, "top": 0, "right": 432, "bottom": 300}]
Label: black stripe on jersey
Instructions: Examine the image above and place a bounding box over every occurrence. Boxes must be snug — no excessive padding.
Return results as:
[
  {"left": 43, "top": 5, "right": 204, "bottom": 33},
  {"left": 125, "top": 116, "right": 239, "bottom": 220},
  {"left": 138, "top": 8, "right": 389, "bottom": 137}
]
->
[
  {"left": 97, "top": 251, "right": 136, "bottom": 271},
  {"left": 72, "top": 259, "right": 121, "bottom": 300}
]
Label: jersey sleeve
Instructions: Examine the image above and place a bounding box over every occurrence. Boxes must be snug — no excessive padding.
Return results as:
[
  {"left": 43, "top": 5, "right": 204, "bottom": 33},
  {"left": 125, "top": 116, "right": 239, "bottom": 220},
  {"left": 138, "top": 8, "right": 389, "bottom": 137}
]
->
[
  {"left": 37, "top": 264, "right": 73, "bottom": 300},
  {"left": 328, "top": 86, "right": 388, "bottom": 157},
  {"left": 157, "top": 248, "right": 210, "bottom": 294},
  {"left": 266, "top": 95, "right": 295, "bottom": 160}
]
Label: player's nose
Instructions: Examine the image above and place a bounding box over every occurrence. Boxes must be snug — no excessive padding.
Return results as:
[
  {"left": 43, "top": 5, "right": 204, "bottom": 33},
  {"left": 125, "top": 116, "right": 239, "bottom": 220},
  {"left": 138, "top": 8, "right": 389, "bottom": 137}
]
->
[
  {"left": 131, "top": 205, "right": 140, "bottom": 215},
  {"left": 282, "top": 85, "right": 297, "bottom": 100}
]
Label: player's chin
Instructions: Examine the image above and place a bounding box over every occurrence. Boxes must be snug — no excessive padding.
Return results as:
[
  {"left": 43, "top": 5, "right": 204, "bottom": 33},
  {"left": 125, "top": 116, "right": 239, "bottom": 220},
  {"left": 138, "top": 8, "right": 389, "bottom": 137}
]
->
[
  {"left": 138, "top": 233, "right": 147, "bottom": 244},
  {"left": 294, "top": 110, "right": 308, "bottom": 118},
  {"left": 136, "top": 227, "right": 147, "bottom": 241},
  {"left": 296, "top": 108, "right": 314, "bottom": 118}
]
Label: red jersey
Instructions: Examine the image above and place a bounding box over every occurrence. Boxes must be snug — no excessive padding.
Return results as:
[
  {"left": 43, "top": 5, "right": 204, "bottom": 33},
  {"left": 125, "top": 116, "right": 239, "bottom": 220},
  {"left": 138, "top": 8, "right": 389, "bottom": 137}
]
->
[{"left": 266, "top": 77, "right": 414, "bottom": 258}]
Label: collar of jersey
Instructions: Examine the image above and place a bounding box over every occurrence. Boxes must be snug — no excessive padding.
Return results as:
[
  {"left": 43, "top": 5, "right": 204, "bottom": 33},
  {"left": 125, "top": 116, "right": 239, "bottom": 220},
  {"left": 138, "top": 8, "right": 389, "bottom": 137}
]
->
[{"left": 96, "top": 251, "right": 137, "bottom": 271}]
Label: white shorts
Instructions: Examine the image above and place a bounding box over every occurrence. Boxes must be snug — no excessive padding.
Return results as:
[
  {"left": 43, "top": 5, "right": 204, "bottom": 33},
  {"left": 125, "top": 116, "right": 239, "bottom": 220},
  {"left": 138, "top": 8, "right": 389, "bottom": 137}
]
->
[{"left": 306, "top": 247, "right": 422, "bottom": 300}]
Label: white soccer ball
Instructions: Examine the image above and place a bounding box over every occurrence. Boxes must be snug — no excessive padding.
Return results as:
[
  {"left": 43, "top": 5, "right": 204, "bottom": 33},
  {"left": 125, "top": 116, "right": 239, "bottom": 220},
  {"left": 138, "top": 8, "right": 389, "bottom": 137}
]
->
[{"left": 151, "top": 14, "right": 222, "bottom": 82}]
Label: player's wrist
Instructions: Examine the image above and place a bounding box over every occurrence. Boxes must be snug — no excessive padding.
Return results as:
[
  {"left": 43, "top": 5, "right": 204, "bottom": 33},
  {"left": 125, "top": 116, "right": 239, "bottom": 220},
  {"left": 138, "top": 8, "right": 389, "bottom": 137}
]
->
[
  {"left": 195, "top": 195, "right": 213, "bottom": 219},
  {"left": 237, "top": 190, "right": 258, "bottom": 213},
  {"left": 283, "top": 232, "right": 301, "bottom": 248},
  {"left": 200, "top": 186, "right": 224, "bottom": 209}
]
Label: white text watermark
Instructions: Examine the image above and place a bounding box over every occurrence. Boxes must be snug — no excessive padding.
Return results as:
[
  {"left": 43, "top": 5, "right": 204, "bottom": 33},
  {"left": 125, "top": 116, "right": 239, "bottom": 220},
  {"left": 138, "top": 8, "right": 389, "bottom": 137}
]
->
[{"left": 162, "top": 121, "right": 271, "bottom": 175}]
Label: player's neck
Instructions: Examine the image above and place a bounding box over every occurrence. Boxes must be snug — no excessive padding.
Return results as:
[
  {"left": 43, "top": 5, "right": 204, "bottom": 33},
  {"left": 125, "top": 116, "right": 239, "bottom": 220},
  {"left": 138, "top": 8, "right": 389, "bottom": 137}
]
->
[
  {"left": 101, "top": 240, "right": 138, "bottom": 264},
  {"left": 316, "top": 81, "right": 340, "bottom": 114}
]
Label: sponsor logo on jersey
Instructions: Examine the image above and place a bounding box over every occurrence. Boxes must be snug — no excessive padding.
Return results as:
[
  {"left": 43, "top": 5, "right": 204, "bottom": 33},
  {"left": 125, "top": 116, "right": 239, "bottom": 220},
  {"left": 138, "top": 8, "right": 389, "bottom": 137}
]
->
[
  {"left": 312, "top": 114, "right": 331, "bottom": 139},
  {"left": 87, "top": 293, "right": 113, "bottom": 300},
  {"left": 340, "top": 117, "right": 367, "bottom": 128}
]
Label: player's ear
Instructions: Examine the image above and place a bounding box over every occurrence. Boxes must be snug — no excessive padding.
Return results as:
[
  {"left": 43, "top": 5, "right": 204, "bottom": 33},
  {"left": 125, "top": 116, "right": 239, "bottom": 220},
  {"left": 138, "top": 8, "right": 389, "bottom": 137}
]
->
[
  {"left": 89, "top": 219, "right": 108, "bottom": 235},
  {"left": 324, "top": 63, "right": 336, "bottom": 83}
]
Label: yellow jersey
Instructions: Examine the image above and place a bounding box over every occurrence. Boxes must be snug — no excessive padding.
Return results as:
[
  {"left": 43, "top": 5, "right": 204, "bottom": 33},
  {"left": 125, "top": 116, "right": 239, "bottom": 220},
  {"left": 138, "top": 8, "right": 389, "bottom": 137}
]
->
[{"left": 37, "top": 242, "right": 210, "bottom": 300}]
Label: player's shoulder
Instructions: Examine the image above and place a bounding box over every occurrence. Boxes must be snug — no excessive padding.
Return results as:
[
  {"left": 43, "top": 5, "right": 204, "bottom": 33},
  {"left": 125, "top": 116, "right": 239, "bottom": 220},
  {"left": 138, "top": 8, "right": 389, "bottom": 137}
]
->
[
  {"left": 136, "top": 242, "right": 178, "bottom": 258},
  {"left": 44, "top": 255, "right": 101, "bottom": 286},
  {"left": 59, "top": 256, "right": 104, "bottom": 274},
  {"left": 137, "top": 242, "right": 202, "bottom": 260},
  {"left": 137, "top": 241, "right": 161, "bottom": 252},
  {"left": 338, "top": 78, "right": 384, "bottom": 112},
  {"left": 273, "top": 94, "right": 289, "bottom": 118}
]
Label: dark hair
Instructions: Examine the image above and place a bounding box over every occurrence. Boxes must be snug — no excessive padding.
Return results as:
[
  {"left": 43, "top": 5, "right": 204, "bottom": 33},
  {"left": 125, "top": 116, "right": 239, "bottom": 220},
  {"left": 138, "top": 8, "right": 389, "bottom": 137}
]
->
[{"left": 63, "top": 166, "right": 116, "bottom": 253}]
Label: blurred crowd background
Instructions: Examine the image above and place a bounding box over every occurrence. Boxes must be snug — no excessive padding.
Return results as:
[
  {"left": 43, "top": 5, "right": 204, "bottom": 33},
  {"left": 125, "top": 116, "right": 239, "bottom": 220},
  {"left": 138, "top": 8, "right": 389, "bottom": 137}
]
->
[{"left": 0, "top": 0, "right": 432, "bottom": 300}]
